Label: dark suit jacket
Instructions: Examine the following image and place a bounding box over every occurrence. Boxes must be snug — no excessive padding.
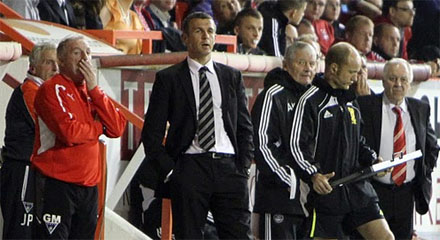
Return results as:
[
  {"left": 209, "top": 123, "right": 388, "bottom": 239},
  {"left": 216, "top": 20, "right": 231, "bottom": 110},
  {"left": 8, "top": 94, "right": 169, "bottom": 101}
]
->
[
  {"left": 358, "top": 93, "right": 439, "bottom": 214},
  {"left": 38, "top": 0, "right": 77, "bottom": 28},
  {"left": 140, "top": 59, "right": 254, "bottom": 196}
]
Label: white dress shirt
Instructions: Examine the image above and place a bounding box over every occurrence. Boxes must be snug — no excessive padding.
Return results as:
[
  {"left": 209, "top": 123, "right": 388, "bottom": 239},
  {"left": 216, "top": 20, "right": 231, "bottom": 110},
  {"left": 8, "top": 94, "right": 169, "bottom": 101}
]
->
[
  {"left": 185, "top": 57, "right": 235, "bottom": 154},
  {"left": 375, "top": 94, "right": 416, "bottom": 184}
]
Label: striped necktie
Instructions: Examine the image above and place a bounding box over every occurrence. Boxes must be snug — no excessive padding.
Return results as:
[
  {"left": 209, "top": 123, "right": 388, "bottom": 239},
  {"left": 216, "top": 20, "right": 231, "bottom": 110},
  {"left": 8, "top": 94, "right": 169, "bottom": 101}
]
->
[
  {"left": 197, "top": 67, "right": 215, "bottom": 151},
  {"left": 391, "top": 106, "right": 406, "bottom": 186}
]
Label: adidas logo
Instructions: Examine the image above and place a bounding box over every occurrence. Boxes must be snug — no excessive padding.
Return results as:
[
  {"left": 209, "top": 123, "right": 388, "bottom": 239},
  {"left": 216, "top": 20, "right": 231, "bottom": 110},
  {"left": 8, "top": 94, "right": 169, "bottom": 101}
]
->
[{"left": 324, "top": 110, "right": 333, "bottom": 119}]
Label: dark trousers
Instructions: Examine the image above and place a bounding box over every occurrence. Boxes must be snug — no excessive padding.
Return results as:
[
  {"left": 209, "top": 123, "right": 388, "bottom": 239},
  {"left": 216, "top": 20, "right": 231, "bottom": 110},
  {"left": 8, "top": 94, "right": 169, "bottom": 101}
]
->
[
  {"left": 170, "top": 154, "right": 251, "bottom": 239},
  {"left": 0, "top": 160, "right": 34, "bottom": 239},
  {"left": 34, "top": 175, "right": 98, "bottom": 239},
  {"left": 372, "top": 181, "right": 414, "bottom": 240},
  {"left": 258, "top": 213, "right": 305, "bottom": 240}
]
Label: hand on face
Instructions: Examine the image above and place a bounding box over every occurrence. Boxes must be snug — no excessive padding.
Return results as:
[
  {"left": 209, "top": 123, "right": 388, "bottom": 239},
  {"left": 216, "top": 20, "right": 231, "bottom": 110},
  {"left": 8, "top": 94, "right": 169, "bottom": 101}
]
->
[{"left": 79, "top": 58, "right": 97, "bottom": 91}]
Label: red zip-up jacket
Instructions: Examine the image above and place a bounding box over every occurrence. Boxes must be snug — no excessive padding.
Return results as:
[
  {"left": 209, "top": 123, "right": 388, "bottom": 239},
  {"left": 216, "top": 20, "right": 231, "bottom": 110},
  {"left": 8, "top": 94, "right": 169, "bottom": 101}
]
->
[{"left": 31, "top": 74, "right": 126, "bottom": 186}]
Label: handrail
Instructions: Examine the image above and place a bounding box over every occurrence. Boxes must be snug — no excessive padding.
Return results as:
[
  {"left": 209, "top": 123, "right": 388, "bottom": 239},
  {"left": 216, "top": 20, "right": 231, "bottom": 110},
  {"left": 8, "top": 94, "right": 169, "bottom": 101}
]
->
[
  {"left": 83, "top": 29, "right": 238, "bottom": 54},
  {"left": 215, "top": 34, "right": 237, "bottom": 53},
  {"left": 0, "top": 2, "right": 24, "bottom": 19},
  {"left": 97, "top": 51, "right": 282, "bottom": 73},
  {"left": 83, "top": 29, "right": 163, "bottom": 55},
  {"left": 0, "top": 18, "right": 34, "bottom": 52}
]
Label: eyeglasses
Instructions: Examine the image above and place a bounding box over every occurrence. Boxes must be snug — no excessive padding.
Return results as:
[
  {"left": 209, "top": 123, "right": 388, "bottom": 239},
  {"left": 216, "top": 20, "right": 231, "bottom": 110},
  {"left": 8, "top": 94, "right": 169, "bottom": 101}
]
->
[{"left": 395, "top": 7, "right": 416, "bottom": 13}]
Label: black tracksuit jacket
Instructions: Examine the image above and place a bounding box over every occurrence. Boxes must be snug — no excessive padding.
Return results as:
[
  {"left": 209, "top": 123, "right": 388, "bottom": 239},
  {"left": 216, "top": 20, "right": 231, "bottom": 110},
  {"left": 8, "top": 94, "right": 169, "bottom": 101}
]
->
[
  {"left": 252, "top": 67, "right": 309, "bottom": 215},
  {"left": 290, "top": 74, "right": 379, "bottom": 215}
]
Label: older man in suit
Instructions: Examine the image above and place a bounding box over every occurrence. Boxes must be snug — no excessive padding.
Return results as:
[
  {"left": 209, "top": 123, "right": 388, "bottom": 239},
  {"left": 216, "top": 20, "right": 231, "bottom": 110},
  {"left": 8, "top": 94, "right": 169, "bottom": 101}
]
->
[
  {"left": 38, "top": 0, "right": 77, "bottom": 28},
  {"left": 141, "top": 12, "right": 254, "bottom": 239},
  {"left": 358, "top": 58, "right": 439, "bottom": 240}
]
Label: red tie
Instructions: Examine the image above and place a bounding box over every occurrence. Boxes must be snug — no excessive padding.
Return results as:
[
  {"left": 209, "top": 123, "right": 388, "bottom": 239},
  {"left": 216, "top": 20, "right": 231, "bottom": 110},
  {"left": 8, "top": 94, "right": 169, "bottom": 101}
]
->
[{"left": 391, "top": 106, "right": 406, "bottom": 186}]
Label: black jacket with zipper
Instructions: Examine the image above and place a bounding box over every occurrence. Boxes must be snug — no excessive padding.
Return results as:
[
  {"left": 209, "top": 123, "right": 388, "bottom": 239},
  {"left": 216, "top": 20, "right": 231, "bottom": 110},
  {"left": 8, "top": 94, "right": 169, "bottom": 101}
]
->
[
  {"left": 290, "top": 73, "right": 379, "bottom": 215},
  {"left": 252, "top": 67, "right": 310, "bottom": 215}
]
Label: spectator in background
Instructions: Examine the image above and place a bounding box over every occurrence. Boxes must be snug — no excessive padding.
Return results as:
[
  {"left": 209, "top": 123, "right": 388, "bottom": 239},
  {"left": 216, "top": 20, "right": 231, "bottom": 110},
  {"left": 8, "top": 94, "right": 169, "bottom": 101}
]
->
[
  {"left": 132, "top": 0, "right": 151, "bottom": 31},
  {"left": 144, "top": 0, "right": 177, "bottom": 30},
  {"left": 1, "top": 43, "right": 58, "bottom": 240},
  {"left": 304, "top": 0, "right": 335, "bottom": 55},
  {"left": 344, "top": 15, "right": 379, "bottom": 60},
  {"left": 32, "top": 36, "right": 126, "bottom": 239},
  {"left": 252, "top": 41, "right": 317, "bottom": 239},
  {"left": 285, "top": 24, "right": 299, "bottom": 50},
  {"left": 38, "top": 0, "right": 77, "bottom": 28},
  {"left": 351, "top": 54, "right": 372, "bottom": 96},
  {"left": 297, "top": 18, "right": 316, "bottom": 37},
  {"left": 100, "top": 0, "right": 144, "bottom": 54},
  {"left": 212, "top": 0, "right": 241, "bottom": 35},
  {"left": 407, "top": 0, "right": 440, "bottom": 60},
  {"left": 3, "top": 0, "right": 40, "bottom": 20},
  {"left": 371, "top": 23, "right": 401, "bottom": 61},
  {"left": 187, "top": 0, "right": 214, "bottom": 17},
  {"left": 142, "top": 0, "right": 185, "bottom": 52},
  {"left": 297, "top": 34, "right": 325, "bottom": 72},
  {"left": 233, "top": 8, "right": 265, "bottom": 55},
  {"left": 70, "top": 0, "right": 104, "bottom": 29},
  {"left": 322, "top": 0, "right": 345, "bottom": 41},
  {"left": 258, "top": 0, "right": 308, "bottom": 57},
  {"left": 375, "top": 0, "right": 415, "bottom": 60}
]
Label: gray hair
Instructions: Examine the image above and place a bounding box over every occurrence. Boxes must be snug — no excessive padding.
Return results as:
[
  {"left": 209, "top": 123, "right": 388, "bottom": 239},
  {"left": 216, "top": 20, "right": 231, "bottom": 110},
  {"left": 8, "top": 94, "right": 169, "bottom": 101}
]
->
[
  {"left": 29, "top": 43, "right": 57, "bottom": 67},
  {"left": 383, "top": 58, "right": 413, "bottom": 83},
  {"left": 284, "top": 41, "right": 317, "bottom": 62},
  {"left": 57, "top": 36, "right": 85, "bottom": 60}
]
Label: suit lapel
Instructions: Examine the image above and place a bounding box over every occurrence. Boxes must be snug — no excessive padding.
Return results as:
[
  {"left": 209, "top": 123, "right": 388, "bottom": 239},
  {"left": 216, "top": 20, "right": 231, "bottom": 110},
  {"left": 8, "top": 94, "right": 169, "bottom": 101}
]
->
[
  {"left": 406, "top": 98, "right": 423, "bottom": 151},
  {"left": 65, "top": 2, "right": 76, "bottom": 26},
  {"left": 180, "top": 60, "right": 197, "bottom": 121},
  {"left": 372, "top": 93, "right": 384, "bottom": 152},
  {"left": 50, "top": 0, "right": 68, "bottom": 25}
]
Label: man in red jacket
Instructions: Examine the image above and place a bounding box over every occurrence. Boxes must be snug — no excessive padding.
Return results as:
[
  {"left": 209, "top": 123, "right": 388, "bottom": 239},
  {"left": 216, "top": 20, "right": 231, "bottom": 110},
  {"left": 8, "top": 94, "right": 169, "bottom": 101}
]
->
[{"left": 31, "top": 36, "right": 126, "bottom": 239}]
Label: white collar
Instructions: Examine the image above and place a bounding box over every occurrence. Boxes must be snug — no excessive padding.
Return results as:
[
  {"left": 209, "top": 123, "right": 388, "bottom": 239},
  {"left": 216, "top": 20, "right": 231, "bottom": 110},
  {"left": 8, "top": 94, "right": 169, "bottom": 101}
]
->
[
  {"left": 187, "top": 57, "right": 215, "bottom": 75},
  {"left": 57, "top": 0, "right": 65, "bottom": 7},
  {"left": 26, "top": 72, "right": 45, "bottom": 86},
  {"left": 383, "top": 93, "right": 408, "bottom": 113}
]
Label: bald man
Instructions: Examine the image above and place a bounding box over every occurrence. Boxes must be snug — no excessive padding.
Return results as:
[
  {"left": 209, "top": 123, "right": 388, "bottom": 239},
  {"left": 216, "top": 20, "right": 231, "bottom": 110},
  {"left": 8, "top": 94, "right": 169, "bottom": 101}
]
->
[{"left": 289, "top": 43, "right": 394, "bottom": 240}]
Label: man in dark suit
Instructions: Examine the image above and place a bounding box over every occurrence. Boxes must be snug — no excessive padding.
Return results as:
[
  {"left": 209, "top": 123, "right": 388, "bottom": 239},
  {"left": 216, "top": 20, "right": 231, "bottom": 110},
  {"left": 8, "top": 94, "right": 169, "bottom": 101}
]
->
[
  {"left": 141, "top": 12, "right": 254, "bottom": 239},
  {"left": 358, "top": 58, "right": 439, "bottom": 240},
  {"left": 38, "top": 0, "right": 77, "bottom": 28}
]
